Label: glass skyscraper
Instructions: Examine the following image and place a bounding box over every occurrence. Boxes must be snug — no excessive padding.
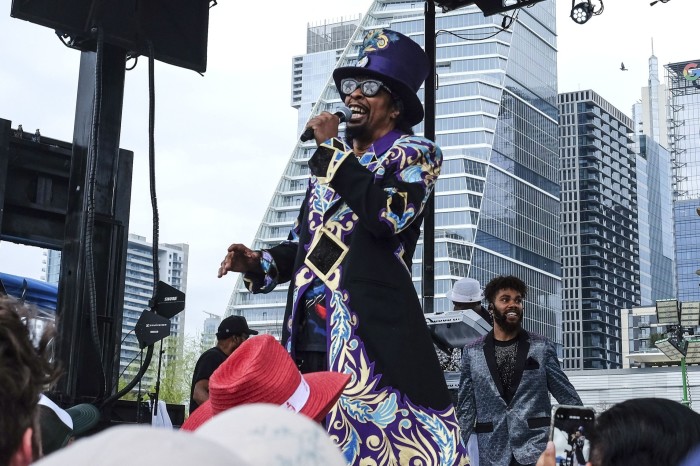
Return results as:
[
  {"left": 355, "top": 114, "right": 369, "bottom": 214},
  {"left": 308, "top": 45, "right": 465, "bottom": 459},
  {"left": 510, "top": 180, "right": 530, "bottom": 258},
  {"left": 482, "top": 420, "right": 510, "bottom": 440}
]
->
[
  {"left": 558, "top": 90, "right": 640, "bottom": 370},
  {"left": 227, "top": 0, "right": 561, "bottom": 345},
  {"left": 633, "top": 135, "right": 675, "bottom": 305},
  {"left": 666, "top": 60, "right": 700, "bottom": 302},
  {"left": 631, "top": 51, "right": 675, "bottom": 306}
]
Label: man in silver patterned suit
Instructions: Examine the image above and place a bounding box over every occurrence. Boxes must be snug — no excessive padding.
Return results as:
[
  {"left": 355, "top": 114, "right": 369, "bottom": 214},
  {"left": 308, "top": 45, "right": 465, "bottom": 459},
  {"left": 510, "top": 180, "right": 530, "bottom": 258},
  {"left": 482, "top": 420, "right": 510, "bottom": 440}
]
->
[{"left": 457, "top": 276, "right": 581, "bottom": 466}]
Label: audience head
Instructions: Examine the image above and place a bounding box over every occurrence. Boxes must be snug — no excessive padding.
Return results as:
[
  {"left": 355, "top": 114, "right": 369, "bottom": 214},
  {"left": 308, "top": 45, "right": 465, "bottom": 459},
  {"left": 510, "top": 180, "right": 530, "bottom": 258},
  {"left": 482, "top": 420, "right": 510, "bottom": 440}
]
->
[
  {"left": 38, "top": 396, "right": 101, "bottom": 456},
  {"left": 447, "top": 277, "right": 483, "bottom": 310},
  {"left": 195, "top": 404, "right": 347, "bottom": 465},
  {"left": 182, "top": 334, "right": 350, "bottom": 430},
  {"left": 32, "top": 425, "right": 249, "bottom": 466},
  {"left": 215, "top": 315, "right": 258, "bottom": 354},
  {"left": 0, "top": 296, "right": 60, "bottom": 466},
  {"left": 587, "top": 397, "right": 700, "bottom": 466},
  {"left": 483, "top": 275, "right": 528, "bottom": 304},
  {"left": 35, "top": 405, "right": 347, "bottom": 466}
]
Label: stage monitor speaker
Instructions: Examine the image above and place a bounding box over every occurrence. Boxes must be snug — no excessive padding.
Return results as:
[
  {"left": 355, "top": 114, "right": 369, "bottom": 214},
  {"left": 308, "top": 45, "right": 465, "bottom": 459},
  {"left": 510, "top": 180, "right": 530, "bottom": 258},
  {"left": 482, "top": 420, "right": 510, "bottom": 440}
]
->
[{"left": 10, "top": 0, "right": 210, "bottom": 72}]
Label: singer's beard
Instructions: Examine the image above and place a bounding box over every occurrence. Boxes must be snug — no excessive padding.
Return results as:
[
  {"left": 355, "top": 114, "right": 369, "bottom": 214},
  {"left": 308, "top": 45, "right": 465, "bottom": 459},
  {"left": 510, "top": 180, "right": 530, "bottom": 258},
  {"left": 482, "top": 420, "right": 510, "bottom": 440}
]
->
[{"left": 346, "top": 122, "right": 371, "bottom": 143}]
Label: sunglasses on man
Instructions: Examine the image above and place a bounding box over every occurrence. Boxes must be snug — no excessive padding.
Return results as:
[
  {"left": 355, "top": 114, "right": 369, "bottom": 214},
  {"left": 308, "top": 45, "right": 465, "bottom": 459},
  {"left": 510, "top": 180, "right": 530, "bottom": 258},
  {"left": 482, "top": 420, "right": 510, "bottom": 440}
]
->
[{"left": 340, "top": 78, "right": 394, "bottom": 98}]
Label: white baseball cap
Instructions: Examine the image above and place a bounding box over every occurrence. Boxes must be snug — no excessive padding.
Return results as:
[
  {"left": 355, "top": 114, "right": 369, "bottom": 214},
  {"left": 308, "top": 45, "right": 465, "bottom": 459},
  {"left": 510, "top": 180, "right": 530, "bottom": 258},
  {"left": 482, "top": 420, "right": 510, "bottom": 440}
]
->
[
  {"left": 33, "top": 425, "right": 250, "bottom": 466},
  {"left": 195, "top": 404, "right": 347, "bottom": 466},
  {"left": 446, "top": 277, "right": 484, "bottom": 303}
]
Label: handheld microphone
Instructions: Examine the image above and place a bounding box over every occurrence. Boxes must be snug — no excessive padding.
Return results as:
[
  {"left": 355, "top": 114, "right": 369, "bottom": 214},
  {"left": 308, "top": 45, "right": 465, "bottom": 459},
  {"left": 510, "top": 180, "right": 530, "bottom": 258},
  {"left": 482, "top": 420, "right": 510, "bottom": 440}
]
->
[{"left": 300, "top": 107, "right": 353, "bottom": 142}]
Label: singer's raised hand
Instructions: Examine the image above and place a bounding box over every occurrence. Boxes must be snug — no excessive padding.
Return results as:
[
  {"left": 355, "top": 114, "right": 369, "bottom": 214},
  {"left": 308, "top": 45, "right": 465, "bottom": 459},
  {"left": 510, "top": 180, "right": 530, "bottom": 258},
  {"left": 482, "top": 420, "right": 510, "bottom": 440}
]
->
[
  {"left": 217, "top": 243, "right": 262, "bottom": 277},
  {"left": 305, "top": 111, "right": 341, "bottom": 146}
]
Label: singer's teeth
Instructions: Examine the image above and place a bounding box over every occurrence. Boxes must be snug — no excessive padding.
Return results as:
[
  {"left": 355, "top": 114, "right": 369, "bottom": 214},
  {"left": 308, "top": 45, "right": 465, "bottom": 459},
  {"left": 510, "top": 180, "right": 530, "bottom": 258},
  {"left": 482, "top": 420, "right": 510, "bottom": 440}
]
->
[
  {"left": 349, "top": 105, "right": 367, "bottom": 115},
  {"left": 506, "top": 312, "right": 517, "bottom": 317}
]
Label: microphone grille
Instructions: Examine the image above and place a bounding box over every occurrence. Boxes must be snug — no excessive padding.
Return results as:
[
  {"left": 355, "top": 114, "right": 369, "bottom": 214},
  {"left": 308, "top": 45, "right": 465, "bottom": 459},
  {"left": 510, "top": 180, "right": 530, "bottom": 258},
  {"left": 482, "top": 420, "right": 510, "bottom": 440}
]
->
[{"left": 337, "top": 106, "right": 353, "bottom": 123}]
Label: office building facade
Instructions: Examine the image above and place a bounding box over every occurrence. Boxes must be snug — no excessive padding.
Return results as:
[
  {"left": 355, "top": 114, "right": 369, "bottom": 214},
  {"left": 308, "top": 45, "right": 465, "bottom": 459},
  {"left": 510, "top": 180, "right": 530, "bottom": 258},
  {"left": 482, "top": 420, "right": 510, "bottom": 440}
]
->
[
  {"left": 558, "top": 90, "right": 640, "bottom": 370},
  {"left": 631, "top": 51, "right": 676, "bottom": 305},
  {"left": 666, "top": 60, "right": 700, "bottom": 302},
  {"left": 228, "top": 0, "right": 562, "bottom": 344},
  {"left": 633, "top": 135, "right": 675, "bottom": 305}
]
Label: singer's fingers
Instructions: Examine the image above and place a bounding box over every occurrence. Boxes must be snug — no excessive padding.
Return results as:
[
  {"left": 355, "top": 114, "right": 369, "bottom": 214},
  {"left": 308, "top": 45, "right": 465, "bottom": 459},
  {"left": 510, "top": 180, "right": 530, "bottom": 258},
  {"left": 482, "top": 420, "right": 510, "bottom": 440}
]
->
[
  {"left": 227, "top": 243, "right": 249, "bottom": 253},
  {"left": 309, "top": 112, "right": 340, "bottom": 145},
  {"left": 218, "top": 254, "right": 231, "bottom": 277}
]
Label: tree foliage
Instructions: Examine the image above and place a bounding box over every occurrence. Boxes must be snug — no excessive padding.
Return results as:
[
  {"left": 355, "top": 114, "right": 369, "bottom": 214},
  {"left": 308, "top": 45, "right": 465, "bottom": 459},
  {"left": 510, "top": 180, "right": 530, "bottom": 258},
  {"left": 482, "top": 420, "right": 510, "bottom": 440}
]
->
[{"left": 117, "top": 333, "right": 200, "bottom": 406}]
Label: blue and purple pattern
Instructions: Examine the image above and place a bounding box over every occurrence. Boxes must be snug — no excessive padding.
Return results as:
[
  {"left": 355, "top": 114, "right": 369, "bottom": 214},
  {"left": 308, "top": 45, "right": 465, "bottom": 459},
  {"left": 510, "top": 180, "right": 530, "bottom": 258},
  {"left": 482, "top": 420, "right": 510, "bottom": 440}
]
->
[
  {"left": 309, "top": 137, "right": 467, "bottom": 465},
  {"left": 248, "top": 135, "right": 468, "bottom": 464}
]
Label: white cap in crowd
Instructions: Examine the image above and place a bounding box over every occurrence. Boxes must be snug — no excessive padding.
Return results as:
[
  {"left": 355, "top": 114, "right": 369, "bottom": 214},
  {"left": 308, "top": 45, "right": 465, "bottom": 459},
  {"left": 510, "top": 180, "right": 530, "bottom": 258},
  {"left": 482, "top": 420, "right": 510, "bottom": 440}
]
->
[
  {"left": 195, "top": 404, "right": 348, "bottom": 466},
  {"left": 34, "top": 404, "right": 347, "bottom": 466},
  {"left": 446, "top": 277, "right": 484, "bottom": 303},
  {"left": 33, "top": 425, "right": 249, "bottom": 466}
]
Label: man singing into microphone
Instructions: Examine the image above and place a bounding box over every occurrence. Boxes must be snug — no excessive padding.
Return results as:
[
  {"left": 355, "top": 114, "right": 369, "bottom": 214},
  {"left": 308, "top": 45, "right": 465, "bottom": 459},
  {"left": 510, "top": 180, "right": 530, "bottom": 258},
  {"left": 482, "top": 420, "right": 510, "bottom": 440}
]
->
[{"left": 218, "top": 29, "right": 467, "bottom": 465}]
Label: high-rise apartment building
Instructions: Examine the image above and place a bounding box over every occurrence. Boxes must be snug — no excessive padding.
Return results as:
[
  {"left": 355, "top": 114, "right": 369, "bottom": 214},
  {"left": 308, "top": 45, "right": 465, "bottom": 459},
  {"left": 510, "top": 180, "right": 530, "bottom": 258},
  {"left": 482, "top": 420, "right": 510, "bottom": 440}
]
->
[
  {"left": 558, "top": 90, "right": 640, "bottom": 370},
  {"left": 41, "top": 249, "right": 61, "bottom": 283},
  {"left": 666, "top": 59, "right": 700, "bottom": 302},
  {"left": 121, "top": 234, "right": 188, "bottom": 382},
  {"left": 45, "top": 233, "right": 189, "bottom": 384},
  {"left": 227, "top": 0, "right": 562, "bottom": 345},
  {"left": 201, "top": 312, "right": 221, "bottom": 351}
]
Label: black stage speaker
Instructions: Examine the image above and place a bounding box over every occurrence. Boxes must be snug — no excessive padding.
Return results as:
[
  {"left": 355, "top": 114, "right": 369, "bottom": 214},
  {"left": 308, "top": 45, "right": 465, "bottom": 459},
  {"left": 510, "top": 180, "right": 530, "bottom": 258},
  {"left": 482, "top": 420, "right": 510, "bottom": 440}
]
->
[{"left": 10, "top": 0, "right": 210, "bottom": 72}]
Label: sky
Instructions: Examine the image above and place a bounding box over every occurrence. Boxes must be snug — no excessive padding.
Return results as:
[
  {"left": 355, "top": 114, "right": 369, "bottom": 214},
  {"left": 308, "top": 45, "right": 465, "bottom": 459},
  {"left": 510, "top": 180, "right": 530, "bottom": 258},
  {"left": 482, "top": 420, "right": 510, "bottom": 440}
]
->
[{"left": 0, "top": 0, "right": 698, "bottom": 338}]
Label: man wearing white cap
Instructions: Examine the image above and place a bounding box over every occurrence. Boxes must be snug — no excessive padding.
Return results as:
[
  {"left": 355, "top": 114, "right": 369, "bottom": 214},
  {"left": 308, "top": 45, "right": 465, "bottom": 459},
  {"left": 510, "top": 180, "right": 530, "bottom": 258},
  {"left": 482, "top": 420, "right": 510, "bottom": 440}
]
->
[{"left": 448, "top": 277, "right": 492, "bottom": 327}]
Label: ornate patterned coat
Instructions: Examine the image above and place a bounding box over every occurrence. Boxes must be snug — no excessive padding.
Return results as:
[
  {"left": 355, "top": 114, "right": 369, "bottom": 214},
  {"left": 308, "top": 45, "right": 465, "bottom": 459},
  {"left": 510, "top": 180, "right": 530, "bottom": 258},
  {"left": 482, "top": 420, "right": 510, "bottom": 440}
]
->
[
  {"left": 246, "top": 129, "right": 468, "bottom": 465},
  {"left": 457, "top": 330, "right": 582, "bottom": 466}
]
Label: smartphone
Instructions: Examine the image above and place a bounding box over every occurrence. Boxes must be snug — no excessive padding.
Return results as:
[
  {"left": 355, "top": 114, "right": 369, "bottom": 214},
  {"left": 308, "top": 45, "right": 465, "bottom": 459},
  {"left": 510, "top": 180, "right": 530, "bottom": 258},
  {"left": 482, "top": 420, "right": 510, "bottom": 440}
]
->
[{"left": 549, "top": 405, "right": 596, "bottom": 465}]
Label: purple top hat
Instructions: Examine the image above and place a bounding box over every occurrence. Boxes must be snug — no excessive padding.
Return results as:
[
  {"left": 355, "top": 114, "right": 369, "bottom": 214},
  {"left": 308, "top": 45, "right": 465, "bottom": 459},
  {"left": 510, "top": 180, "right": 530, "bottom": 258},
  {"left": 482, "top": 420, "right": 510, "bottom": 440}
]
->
[{"left": 333, "top": 29, "right": 430, "bottom": 127}]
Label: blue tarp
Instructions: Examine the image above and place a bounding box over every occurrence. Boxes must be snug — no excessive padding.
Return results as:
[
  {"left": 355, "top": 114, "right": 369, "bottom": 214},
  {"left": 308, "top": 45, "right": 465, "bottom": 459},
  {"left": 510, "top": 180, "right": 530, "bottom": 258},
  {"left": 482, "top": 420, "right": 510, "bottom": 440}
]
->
[{"left": 0, "top": 272, "right": 58, "bottom": 313}]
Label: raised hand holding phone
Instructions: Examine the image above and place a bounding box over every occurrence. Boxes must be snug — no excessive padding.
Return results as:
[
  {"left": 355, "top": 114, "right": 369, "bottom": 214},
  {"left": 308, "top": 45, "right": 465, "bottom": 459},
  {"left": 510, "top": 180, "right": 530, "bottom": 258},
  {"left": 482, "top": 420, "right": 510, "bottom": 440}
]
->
[{"left": 549, "top": 405, "right": 596, "bottom": 465}]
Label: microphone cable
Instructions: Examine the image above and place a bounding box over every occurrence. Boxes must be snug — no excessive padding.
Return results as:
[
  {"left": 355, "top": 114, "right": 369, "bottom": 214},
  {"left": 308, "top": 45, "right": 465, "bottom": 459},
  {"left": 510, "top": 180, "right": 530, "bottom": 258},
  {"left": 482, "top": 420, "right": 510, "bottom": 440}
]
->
[
  {"left": 102, "top": 39, "right": 160, "bottom": 408},
  {"left": 85, "top": 25, "right": 108, "bottom": 402}
]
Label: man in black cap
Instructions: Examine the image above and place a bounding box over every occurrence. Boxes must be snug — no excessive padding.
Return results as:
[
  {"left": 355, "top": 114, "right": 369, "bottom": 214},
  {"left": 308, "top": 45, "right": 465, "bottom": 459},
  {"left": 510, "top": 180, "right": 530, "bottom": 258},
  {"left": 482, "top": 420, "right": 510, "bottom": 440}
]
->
[{"left": 189, "top": 315, "right": 257, "bottom": 414}]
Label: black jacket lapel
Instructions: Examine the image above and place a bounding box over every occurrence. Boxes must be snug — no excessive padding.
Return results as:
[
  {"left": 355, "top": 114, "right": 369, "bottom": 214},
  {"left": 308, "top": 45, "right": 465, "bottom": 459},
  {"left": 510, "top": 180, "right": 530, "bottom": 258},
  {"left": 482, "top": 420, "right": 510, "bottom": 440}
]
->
[{"left": 483, "top": 331, "right": 505, "bottom": 399}]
